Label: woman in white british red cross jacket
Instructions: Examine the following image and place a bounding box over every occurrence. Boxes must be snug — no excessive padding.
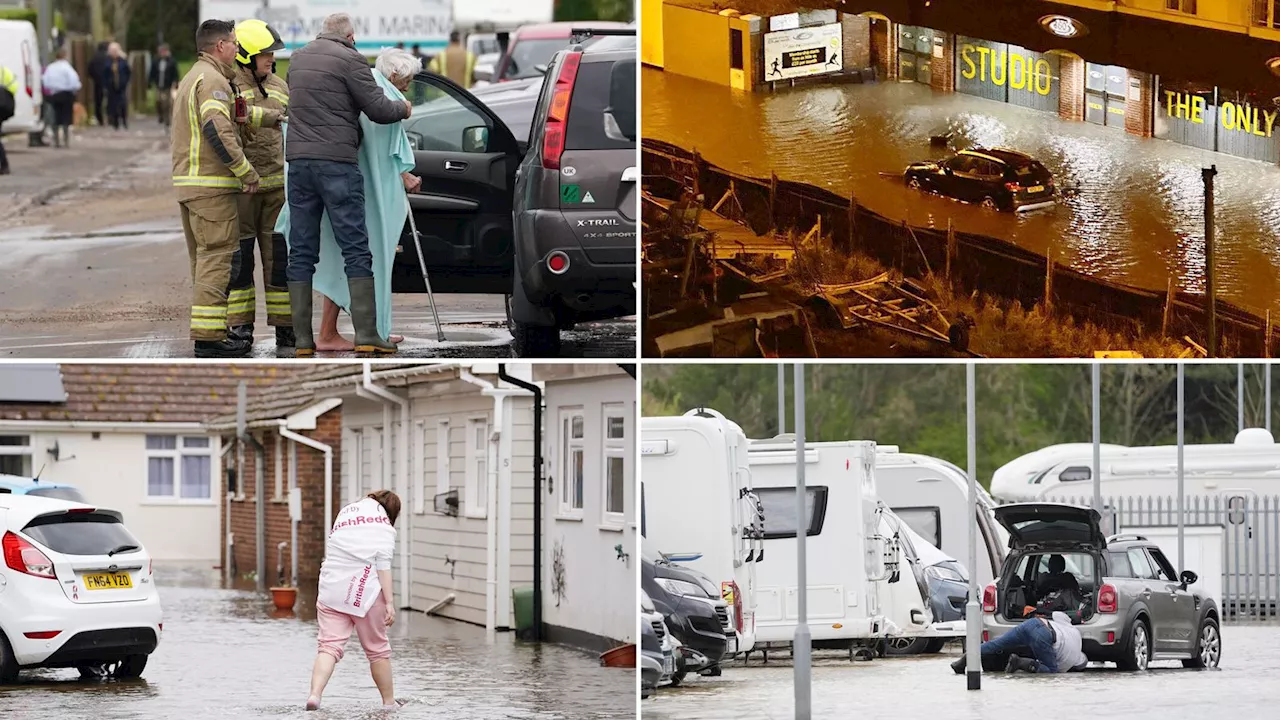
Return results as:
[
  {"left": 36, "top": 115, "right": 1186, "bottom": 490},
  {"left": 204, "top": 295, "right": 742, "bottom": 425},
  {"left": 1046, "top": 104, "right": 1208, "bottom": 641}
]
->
[{"left": 306, "top": 489, "right": 401, "bottom": 711}]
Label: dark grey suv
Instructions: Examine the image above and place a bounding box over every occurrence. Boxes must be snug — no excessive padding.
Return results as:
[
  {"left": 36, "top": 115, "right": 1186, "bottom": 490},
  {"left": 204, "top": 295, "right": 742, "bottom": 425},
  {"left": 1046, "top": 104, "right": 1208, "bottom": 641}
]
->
[
  {"left": 508, "top": 29, "right": 637, "bottom": 357},
  {"left": 981, "top": 503, "right": 1221, "bottom": 671}
]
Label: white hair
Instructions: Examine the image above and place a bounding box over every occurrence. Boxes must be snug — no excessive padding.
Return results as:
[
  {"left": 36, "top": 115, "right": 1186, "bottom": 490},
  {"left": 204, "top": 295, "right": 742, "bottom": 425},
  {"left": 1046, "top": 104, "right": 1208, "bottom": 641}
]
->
[
  {"left": 375, "top": 47, "right": 422, "bottom": 83},
  {"left": 321, "top": 13, "right": 354, "bottom": 37}
]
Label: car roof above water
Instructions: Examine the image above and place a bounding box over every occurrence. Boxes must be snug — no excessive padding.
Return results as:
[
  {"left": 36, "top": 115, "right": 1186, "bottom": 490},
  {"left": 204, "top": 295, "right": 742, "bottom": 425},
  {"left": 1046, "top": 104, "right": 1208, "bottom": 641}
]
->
[{"left": 961, "top": 148, "right": 1037, "bottom": 165}]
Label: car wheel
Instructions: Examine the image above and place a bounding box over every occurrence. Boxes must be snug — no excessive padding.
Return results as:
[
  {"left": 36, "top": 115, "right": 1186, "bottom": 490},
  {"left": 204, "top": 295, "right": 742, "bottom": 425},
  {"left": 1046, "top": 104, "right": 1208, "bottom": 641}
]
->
[
  {"left": 1183, "top": 616, "right": 1221, "bottom": 669},
  {"left": 0, "top": 633, "right": 19, "bottom": 684},
  {"left": 924, "top": 638, "right": 949, "bottom": 654},
  {"left": 884, "top": 636, "right": 931, "bottom": 655},
  {"left": 907, "top": 176, "right": 922, "bottom": 190},
  {"left": 512, "top": 320, "right": 561, "bottom": 357},
  {"left": 78, "top": 654, "right": 148, "bottom": 681},
  {"left": 668, "top": 669, "right": 686, "bottom": 687},
  {"left": 1116, "top": 619, "right": 1150, "bottom": 671},
  {"left": 980, "top": 196, "right": 999, "bottom": 210}
]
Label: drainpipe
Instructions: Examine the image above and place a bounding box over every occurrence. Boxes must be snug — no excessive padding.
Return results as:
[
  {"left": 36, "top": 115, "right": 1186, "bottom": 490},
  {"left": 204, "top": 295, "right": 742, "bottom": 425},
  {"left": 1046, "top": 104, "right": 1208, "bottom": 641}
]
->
[
  {"left": 279, "top": 422, "right": 333, "bottom": 582},
  {"left": 498, "top": 365, "right": 544, "bottom": 642},
  {"left": 458, "top": 369, "right": 499, "bottom": 641},
  {"left": 221, "top": 439, "right": 235, "bottom": 586},
  {"left": 241, "top": 431, "right": 267, "bottom": 593},
  {"left": 360, "top": 363, "right": 411, "bottom": 609}
]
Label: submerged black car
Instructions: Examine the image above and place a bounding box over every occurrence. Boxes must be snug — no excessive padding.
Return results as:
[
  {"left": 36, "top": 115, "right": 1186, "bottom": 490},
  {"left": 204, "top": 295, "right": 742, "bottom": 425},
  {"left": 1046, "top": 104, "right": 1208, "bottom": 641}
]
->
[{"left": 904, "top": 148, "right": 1056, "bottom": 212}]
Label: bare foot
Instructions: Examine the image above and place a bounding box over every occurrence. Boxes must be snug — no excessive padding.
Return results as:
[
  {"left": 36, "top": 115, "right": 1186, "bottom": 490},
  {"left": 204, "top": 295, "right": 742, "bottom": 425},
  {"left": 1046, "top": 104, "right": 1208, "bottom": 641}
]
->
[
  {"left": 316, "top": 333, "right": 355, "bottom": 352},
  {"left": 306, "top": 696, "right": 321, "bottom": 711}
]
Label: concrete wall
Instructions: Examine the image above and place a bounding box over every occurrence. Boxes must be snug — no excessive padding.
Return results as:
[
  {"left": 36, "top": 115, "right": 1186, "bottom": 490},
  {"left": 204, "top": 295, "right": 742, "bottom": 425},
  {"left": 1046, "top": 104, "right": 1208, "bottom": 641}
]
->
[
  {"left": 225, "top": 412, "right": 343, "bottom": 587},
  {"left": 341, "top": 379, "right": 534, "bottom": 629},
  {"left": 14, "top": 428, "right": 221, "bottom": 561},
  {"left": 542, "top": 374, "right": 636, "bottom": 650},
  {"left": 642, "top": 0, "right": 664, "bottom": 68},
  {"left": 661, "top": 4, "right": 732, "bottom": 86}
]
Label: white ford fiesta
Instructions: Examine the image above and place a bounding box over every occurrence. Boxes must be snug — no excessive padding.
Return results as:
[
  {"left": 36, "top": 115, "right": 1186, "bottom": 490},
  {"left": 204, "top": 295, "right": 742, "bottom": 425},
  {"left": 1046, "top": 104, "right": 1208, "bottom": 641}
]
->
[{"left": 0, "top": 494, "right": 162, "bottom": 682}]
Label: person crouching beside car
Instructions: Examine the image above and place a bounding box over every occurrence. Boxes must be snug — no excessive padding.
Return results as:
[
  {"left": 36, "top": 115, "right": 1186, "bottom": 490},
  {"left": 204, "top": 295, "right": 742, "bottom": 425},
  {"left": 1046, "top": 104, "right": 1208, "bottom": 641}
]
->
[
  {"left": 950, "top": 609, "right": 1088, "bottom": 674},
  {"left": 306, "top": 489, "right": 402, "bottom": 711}
]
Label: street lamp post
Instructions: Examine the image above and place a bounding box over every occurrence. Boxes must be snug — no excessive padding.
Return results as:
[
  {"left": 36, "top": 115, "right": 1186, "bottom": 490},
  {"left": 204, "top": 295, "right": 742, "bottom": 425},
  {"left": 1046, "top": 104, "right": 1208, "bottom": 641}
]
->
[
  {"left": 793, "top": 364, "right": 811, "bottom": 719},
  {"left": 1092, "top": 363, "right": 1102, "bottom": 527},
  {"left": 964, "top": 363, "right": 980, "bottom": 690},
  {"left": 1239, "top": 363, "right": 1245, "bottom": 433},
  {"left": 1204, "top": 165, "right": 1218, "bottom": 357},
  {"left": 778, "top": 364, "right": 786, "bottom": 436},
  {"left": 1178, "top": 364, "right": 1186, "bottom": 573}
]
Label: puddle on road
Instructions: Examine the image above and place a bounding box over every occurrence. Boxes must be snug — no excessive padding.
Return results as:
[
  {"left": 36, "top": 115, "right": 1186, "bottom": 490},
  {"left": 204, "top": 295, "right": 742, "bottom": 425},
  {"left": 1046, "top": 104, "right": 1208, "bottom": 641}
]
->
[
  {"left": 0, "top": 565, "right": 634, "bottom": 720},
  {"left": 644, "top": 70, "right": 1280, "bottom": 316}
]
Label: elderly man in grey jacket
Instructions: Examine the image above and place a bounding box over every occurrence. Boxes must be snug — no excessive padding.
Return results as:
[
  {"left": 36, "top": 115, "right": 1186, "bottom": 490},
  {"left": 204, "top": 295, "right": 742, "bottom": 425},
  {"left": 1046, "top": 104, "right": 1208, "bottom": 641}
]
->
[{"left": 285, "top": 12, "right": 412, "bottom": 357}]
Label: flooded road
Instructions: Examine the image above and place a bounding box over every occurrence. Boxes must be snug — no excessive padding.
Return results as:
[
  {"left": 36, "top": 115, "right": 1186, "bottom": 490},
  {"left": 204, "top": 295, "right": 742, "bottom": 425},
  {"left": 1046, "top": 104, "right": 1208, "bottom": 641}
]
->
[
  {"left": 644, "top": 626, "right": 1278, "bottom": 719},
  {"left": 0, "top": 564, "right": 634, "bottom": 719},
  {"left": 643, "top": 70, "right": 1280, "bottom": 316}
]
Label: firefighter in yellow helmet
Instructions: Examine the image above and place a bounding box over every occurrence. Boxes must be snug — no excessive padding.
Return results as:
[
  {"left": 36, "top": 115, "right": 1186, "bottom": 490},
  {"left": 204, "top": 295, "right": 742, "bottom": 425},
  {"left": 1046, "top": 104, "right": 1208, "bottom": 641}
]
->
[
  {"left": 171, "top": 19, "right": 260, "bottom": 358},
  {"left": 228, "top": 18, "right": 294, "bottom": 351},
  {"left": 427, "top": 31, "right": 475, "bottom": 88}
]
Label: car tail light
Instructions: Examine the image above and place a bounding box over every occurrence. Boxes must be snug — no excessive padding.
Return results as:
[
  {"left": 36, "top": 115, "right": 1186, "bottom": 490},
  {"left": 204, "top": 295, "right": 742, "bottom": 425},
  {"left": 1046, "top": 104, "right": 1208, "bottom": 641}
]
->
[
  {"left": 981, "top": 582, "right": 996, "bottom": 613},
  {"left": 983, "top": 630, "right": 989, "bottom": 642},
  {"left": 541, "top": 51, "right": 582, "bottom": 171},
  {"left": 1098, "top": 583, "right": 1118, "bottom": 613},
  {"left": 546, "top": 251, "right": 570, "bottom": 274},
  {"left": 2, "top": 531, "right": 56, "bottom": 579},
  {"left": 66, "top": 507, "right": 96, "bottom": 514},
  {"left": 23, "top": 631, "right": 60, "bottom": 639},
  {"left": 1106, "top": 631, "right": 1115, "bottom": 643},
  {"left": 1004, "top": 182, "right": 1021, "bottom": 192},
  {"left": 722, "top": 580, "right": 744, "bottom": 633}
]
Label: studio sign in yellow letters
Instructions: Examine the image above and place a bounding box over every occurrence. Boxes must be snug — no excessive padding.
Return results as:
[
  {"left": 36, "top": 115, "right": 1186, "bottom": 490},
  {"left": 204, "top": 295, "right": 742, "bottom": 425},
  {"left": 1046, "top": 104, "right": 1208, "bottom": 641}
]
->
[
  {"left": 960, "top": 44, "right": 1053, "bottom": 96},
  {"left": 1164, "top": 90, "right": 1278, "bottom": 138}
]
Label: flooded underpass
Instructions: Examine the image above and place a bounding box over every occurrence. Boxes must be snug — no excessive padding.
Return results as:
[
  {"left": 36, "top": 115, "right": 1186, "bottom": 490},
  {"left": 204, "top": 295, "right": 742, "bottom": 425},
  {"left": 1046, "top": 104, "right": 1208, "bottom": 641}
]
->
[
  {"left": 643, "top": 70, "right": 1280, "bottom": 317},
  {"left": 643, "top": 626, "right": 1280, "bottom": 719},
  {"left": 0, "top": 564, "right": 634, "bottom": 720}
]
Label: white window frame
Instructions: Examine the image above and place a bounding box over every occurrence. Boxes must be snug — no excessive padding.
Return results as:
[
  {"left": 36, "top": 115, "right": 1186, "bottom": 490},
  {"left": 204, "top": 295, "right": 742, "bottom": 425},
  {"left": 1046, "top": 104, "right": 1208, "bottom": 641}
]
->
[
  {"left": 601, "top": 403, "right": 627, "bottom": 527},
  {"left": 0, "top": 434, "right": 33, "bottom": 477},
  {"left": 144, "top": 434, "right": 215, "bottom": 503},
  {"left": 435, "top": 420, "right": 451, "bottom": 498},
  {"left": 464, "top": 416, "right": 489, "bottom": 519},
  {"left": 343, "top": 429, "right": 360, "bottom": 506},
  {"left": 559, "top": 408, "right": 585, "bottom": 519}
]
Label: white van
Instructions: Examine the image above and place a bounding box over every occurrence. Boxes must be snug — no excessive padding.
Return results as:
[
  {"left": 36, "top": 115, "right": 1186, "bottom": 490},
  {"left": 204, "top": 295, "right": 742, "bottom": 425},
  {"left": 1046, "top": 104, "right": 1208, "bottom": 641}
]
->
[
  {"left": 640, "top": 408, "right": 763, "bottom": 655},
  {"left": 0, "top": 20, "right": 44, "bottom": 135},
  {"left": 745, "top": 437, "right": 893, "bottom": 651},
  {"left": 874, "top": 448, "right": 1008, "bottom": 588}
]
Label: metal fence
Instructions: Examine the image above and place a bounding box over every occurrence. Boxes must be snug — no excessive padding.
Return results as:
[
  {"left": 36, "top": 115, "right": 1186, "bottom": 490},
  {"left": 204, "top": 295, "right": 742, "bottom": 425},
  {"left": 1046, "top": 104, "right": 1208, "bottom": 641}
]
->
[{"left": 1046, "top": 494, "right": 1280, "bottom": 622}]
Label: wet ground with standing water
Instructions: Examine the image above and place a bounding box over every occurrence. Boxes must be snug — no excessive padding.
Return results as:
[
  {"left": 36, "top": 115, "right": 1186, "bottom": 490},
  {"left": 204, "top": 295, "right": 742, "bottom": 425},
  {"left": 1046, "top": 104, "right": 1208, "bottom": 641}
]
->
[{"left": 0, "top": 564, "right": 634, "bottom": 719}]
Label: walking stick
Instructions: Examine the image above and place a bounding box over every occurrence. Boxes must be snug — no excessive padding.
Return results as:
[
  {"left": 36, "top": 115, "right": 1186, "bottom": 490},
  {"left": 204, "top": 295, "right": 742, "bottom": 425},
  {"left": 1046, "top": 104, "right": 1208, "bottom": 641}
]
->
[{"left": 406, "top": 193, "right": 447, "bottom": 342}]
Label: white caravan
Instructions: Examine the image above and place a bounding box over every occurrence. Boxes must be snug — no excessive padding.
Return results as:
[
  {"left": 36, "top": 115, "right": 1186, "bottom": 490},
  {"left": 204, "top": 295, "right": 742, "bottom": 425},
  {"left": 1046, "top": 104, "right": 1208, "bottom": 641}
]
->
[
  {"left": 745, "top": 437, "right": 893, "bottom": 651},
  {"left": 875, "top": 448, "right": 1008, "bottom": 588},
  {"left": 640, "top": 408, "right": 763, "bottom": 655},
  {"left": 994, "top": 429, "right": 1280, "bottom": 502},
  {"left": 877, "top": 507, "right": 967, "bottom": 654}
]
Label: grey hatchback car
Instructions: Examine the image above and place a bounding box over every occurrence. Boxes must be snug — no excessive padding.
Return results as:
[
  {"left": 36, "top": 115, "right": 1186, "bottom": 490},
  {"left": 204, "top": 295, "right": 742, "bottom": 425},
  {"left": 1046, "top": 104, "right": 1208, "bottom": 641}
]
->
[
  {"left": 508, "top": 29, "right": 637, "bottom": 357},
  {"left": 981, "top": 503, "right": 1221, "bottom": 671}
]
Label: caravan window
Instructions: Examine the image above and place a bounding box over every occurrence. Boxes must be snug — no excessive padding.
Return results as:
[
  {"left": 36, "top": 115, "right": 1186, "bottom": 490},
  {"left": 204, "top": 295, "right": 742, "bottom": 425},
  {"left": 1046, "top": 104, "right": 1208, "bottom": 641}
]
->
[
  {"left": 1059, "top": 466, "right": 1091, "bottom": 482},
  {"left": 892, "top": 506, "right": 941, "bottom": 547},
  {"left": 755, "top": 486, "right": 828, "bottom": 539}
]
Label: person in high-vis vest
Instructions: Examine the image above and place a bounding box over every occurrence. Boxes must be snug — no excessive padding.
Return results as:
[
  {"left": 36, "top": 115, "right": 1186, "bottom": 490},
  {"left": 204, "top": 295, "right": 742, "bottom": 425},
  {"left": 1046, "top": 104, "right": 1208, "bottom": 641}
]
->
[
  {"left": 427, "top": 31, "right": 475, "bottom": 88},
  {"left": 171, "top": 19, "right": 260, "bottom": 358},
  {"left": 228, "top": 18, "right": 294, "bottom": 351},
  {"left": 0, "top": 65, "right": 18, "bottom": 175}
]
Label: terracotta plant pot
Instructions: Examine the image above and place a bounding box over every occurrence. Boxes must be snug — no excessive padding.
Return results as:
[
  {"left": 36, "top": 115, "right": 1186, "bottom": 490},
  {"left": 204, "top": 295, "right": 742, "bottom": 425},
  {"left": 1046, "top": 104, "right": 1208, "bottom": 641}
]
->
[
  {"left": 270, "top": 586, "right": 297, "bottom": 610},
  {"left": 599, "top": 643, "right": 636, "bottom": 668}
]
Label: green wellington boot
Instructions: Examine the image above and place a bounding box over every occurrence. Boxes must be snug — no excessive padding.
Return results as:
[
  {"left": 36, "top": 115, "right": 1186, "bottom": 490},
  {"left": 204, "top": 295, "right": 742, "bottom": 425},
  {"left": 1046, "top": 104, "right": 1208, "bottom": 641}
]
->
[
  {"left": 287, "top": 281, "right": 316, "bottom": 357},
  {"left": 349, "top": 276, "right": 397, "bottom": 355}
]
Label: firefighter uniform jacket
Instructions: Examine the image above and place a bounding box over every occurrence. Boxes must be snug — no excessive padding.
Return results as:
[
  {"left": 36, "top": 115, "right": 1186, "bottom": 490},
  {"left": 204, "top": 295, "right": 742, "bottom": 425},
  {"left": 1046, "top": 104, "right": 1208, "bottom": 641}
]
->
[
  {"left": 171, "top": 53, "right": 260, "bottom": 202},
  {"left": 428, "top": 45, "right": 476, "bottom": 89},
  {"left": 233, "top": 64, "right": 288, "bottom": 190}
]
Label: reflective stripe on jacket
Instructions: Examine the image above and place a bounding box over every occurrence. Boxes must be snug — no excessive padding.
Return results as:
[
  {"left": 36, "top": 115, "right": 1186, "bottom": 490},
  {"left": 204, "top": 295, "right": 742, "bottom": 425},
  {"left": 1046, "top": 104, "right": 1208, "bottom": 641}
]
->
[
  {"left": 234, "top": 65, "right": 288, "bottom": 190},
  {"left": 170, "top": 54, "right": 260, "bottom": 202},
  {"left": 428, "top": 46, "right": 475, "bottom": 88},
  {"left": 1, "top": 66, "right": 19, "bottom": 95}
]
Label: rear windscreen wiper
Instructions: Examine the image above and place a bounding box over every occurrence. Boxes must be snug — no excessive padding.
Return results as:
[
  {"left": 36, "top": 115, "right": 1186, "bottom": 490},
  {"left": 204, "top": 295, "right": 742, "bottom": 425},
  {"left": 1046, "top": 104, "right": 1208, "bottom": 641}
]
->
[{"left": 107, "top": 544, "right": 140, "bottom": 556}]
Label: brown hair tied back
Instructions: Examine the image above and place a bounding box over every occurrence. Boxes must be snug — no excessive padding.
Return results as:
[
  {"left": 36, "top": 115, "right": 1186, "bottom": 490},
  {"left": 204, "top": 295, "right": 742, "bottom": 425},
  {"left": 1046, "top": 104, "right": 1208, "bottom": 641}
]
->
[{"left": 367, "top": 490, "right": 402, "bottom": 526}]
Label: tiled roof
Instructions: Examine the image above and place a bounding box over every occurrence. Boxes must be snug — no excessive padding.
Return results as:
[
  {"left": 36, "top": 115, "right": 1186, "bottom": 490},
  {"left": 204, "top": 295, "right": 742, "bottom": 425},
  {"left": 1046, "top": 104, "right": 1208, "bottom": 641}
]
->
[
  {"left": 0, "top": 364, "right": 309, "bottom": 424},
  {"left": 206, "top": 363, "right": 413, "bottom": 427}
]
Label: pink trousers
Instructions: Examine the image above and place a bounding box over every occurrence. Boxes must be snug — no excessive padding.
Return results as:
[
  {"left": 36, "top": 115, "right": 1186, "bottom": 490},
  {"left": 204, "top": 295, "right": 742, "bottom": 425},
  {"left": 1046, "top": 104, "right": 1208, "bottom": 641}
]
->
[{"left": 316, "top": 593, "right": 391, "bottom": 663}]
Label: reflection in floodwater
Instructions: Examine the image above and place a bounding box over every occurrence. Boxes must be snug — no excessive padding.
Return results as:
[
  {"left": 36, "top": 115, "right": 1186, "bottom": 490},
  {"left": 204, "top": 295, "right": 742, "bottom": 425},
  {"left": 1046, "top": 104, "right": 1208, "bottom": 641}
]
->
[
  {"left": 0, "top": 565, "right": 633, "bottom": 719},
  {"left": 643, "top": 69, "right": 1280, "bottom": 316}
]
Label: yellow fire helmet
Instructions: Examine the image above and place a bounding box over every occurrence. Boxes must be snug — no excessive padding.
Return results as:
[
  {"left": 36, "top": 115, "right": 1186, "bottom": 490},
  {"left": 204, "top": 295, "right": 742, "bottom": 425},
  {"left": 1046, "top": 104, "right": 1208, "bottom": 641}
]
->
[{"left": 235, "top": 19, "right": 285, "bottom": 65}]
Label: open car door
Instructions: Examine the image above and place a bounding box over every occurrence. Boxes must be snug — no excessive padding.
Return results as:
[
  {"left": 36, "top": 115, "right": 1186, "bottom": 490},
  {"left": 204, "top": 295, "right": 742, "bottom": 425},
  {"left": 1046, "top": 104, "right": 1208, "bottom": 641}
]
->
[{"left": 395, "top": 73, "right": 523, "bottom": 295}]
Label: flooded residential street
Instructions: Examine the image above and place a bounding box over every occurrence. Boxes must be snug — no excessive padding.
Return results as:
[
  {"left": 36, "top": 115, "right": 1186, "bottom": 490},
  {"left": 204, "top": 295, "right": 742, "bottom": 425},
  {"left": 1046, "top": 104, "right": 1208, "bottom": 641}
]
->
[
  {"left": 0, "top": 565, "right": 633, "bottom": 719},
  {"left": 643, "top": 625, "right": 1279, "bottom": 719},
  {"left": 643, "top": 69, "right": 1280, "bottom": 317}
]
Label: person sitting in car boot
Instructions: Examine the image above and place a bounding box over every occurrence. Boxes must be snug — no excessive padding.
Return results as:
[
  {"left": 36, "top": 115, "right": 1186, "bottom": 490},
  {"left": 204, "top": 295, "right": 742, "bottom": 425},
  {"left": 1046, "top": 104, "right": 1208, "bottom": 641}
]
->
[{"left": 950, "top": 609, "right": 1088, "bottom": 674}]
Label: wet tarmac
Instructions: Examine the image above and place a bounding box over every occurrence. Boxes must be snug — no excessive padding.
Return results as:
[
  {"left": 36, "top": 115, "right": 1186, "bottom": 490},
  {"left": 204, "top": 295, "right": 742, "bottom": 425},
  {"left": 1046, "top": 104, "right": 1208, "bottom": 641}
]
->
[
  {"left": 0, "top": 564, "right": 634, "bottom": 719},
  {"left": 0, "top": 222, "right": 634, "bottom": 359},
  {"left": 643, "top": 70, "right": 1280, "bottom": 316},
  {"left": 643, "top": 626, "right": 1277, "bottom": 719}
]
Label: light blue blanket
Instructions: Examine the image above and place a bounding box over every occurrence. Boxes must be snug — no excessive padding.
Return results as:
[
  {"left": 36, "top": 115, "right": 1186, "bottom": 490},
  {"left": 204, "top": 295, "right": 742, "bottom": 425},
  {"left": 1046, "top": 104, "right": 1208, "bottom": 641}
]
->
[{"left": 276, "top": 70, "right": 416, "bottom": 341}]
